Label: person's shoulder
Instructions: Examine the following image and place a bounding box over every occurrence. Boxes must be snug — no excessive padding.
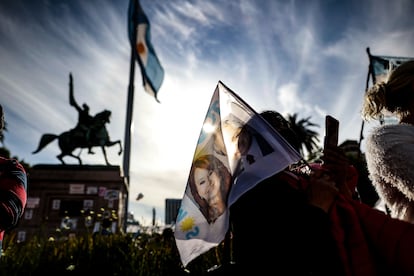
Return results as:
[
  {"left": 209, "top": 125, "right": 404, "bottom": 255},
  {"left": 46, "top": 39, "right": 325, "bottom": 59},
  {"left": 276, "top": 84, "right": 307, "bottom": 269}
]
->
[
  {"left": 368, "top": 123, "right": 414, "bottom": 137},
  {"left": 0, "top": 157, "right": 27, "bottom": 187},
  {"left": 367, "top": 124, "right": 414, "bottom": 149}
]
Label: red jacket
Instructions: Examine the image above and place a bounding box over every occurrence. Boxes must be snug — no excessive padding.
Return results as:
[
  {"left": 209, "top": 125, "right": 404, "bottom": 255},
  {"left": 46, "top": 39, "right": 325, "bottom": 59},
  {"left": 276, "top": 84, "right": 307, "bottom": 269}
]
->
[
  {"left": 0, "top": 157, "right": 27, "bottom": 253},
  {"left": 292, "top": 163, "right": 414, "bottom": 275},
  {"left": 331, "top": 196, "right": 414, "bottom": 276}
]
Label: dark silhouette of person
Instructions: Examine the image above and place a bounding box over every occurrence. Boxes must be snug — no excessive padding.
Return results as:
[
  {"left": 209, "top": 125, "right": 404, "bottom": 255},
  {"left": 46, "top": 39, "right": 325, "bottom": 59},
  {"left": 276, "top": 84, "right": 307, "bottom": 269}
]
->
[
  {"left": 69, "top": 73, "right": 94, "bottom": 154},
  {"left": 229, "top": 111, "right": 344, "bottom": 275},
  {"left": 93, "top": 218, "right": 113, "bottom": 236}
]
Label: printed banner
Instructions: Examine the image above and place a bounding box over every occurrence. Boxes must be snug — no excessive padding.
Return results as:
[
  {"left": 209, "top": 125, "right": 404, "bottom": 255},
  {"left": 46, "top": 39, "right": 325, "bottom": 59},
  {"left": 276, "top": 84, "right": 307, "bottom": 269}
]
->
[{"left": 174, "top": 81, "right": 302, "bottom": 267}]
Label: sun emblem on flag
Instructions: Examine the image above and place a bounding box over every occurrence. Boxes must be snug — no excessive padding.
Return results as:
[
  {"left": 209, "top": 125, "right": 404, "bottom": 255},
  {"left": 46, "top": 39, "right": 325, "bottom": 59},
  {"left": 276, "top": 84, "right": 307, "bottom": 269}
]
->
[
  {"left": 179, "top": 216, "right": 195, "bottom": 232},
  {"left": 136, "top": 42, "right": 146, "bottom": 55}
]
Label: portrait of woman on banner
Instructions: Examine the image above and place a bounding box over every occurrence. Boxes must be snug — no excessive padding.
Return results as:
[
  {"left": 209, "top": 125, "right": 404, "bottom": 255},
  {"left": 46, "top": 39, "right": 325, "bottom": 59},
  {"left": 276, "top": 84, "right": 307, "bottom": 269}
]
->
[{"left": 188, "top": 154, "right": 232, "bottom": 224}]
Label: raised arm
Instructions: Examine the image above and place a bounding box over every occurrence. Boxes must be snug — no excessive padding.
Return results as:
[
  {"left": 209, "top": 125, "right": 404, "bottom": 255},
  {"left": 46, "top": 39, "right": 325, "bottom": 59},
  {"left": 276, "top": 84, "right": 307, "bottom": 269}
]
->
[{"left": 69, "top": 73, "right": 81, "bottom": 112}]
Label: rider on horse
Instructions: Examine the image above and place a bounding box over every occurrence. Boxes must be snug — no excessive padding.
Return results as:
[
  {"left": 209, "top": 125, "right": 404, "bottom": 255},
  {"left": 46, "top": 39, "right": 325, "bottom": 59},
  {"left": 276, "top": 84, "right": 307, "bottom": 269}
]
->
[
  {"left": 69, "top": 73, "right": 94, "bottom": 154},
  {"left": 32, "top": 73, "right": 122, "bottom": 165}
]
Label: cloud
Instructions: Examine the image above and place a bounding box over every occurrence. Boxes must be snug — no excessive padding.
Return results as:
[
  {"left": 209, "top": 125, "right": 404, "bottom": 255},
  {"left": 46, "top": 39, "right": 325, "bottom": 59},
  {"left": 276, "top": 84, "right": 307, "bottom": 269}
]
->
[{"left": 1, "top": 0, "right": 414, "bottom": 225}]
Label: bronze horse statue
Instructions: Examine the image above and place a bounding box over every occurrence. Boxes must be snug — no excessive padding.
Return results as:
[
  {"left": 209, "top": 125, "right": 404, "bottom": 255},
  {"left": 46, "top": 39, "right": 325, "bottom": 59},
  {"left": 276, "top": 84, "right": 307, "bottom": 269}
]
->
[{"left": 32, "top": 110, "right": 122, "bottom": 165}]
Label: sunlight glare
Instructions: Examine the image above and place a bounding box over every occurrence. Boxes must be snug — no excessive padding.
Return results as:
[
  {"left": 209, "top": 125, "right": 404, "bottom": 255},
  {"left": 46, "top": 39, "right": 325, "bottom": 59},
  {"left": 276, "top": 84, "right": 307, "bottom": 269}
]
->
[{"left": 202, "top": 122, "right": 216, "bottom": 133}]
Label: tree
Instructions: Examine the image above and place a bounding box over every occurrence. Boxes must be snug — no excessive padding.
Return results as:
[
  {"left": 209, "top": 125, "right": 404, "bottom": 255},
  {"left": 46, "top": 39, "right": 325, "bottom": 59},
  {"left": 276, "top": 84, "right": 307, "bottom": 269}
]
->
[{"left": 286, "top": 113, "right": 320, "bottom": 160}]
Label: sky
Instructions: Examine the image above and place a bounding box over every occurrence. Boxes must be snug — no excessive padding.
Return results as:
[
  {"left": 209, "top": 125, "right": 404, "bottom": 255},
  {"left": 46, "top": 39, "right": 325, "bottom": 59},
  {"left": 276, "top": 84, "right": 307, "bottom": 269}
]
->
[{"left": 1, "top": 0, "right": 414, "bottom": 227}]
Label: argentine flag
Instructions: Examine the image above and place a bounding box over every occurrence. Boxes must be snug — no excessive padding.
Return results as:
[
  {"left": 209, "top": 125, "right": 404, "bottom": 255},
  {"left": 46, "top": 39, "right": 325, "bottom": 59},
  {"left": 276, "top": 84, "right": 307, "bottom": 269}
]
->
[
  {"left": 128, "top": 0, "right": 164, "bottom": 102},
  {"left": 370, "top": 54, "right": 412, "bottom": 84}
]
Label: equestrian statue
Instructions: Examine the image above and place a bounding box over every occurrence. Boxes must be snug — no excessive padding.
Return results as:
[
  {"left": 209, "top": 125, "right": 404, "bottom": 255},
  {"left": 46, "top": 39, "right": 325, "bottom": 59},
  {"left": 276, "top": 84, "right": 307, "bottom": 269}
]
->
[{"left": 32, "top": 73, "right": 122, "bottom": 165}]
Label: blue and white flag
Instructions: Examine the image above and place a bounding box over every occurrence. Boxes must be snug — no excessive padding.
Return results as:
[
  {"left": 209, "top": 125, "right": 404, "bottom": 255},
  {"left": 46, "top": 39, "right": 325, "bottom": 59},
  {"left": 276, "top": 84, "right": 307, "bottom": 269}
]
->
[
  {"left": 370, "top": 54, "right": 413, "bottom": 84},
  {"left": 367, "top": 51, "right": 414, "bottom": 124},
  {"left": 174, "top": 81, "right": 302, "bottom": 267},
  {"left": 128, "top": 0, "right": 164, "bottom": 102}
]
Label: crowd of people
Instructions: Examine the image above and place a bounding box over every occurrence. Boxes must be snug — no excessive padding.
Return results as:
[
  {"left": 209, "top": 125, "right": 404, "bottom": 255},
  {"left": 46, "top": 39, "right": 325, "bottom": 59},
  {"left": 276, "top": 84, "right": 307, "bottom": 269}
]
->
[
  {"left": 192, "top": 59, "right": 414, "bottom": 275},
  {"left": 3, "top": 59, "right": 414, "bottom": 274},
  {"left": 229, "top": 107, "right": 414, "bottom": 275}
]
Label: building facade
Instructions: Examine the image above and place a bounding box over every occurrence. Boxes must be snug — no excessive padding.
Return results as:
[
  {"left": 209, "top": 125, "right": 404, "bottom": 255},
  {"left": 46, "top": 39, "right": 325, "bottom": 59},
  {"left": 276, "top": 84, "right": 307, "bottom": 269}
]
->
[{"left": 13, "top": 164, "right": 128, "bottom": 242}]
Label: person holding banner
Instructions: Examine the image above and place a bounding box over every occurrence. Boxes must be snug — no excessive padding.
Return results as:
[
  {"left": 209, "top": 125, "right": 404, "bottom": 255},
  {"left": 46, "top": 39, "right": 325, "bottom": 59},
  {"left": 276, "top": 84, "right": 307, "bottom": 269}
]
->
[
  {"left": 362, "top": 59, "right": 414, "bottom": 223},
  {"left": 313, "top": 144, "right": 414, "bottom": 276},
  {"left": 188, "top": 154, "right": 232, "bottom": 224},
  {"left": 230, "top": 109, "right": 414, "bottom": 275},
  {"left": 230, "top": 110, "right": 345, "bottom": 275},
  {"left": 176, "top": 81, "right": 414, "bottom": 274}
]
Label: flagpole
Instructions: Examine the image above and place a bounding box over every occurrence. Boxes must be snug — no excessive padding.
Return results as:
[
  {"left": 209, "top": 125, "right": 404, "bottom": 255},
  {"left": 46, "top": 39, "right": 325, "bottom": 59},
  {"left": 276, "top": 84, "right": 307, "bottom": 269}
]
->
[
  {"left": 123, "top": 0, "right": 138, "bottom": 233},
  {"left": 358, "top": 47, "right": 373, "bottom": 157}
]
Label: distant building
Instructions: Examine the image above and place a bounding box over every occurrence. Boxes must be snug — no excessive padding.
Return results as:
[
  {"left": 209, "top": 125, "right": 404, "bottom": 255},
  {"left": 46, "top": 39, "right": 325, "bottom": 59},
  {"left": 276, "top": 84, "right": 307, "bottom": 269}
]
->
[
  {"left": 165, "top": 199, "right": 181, "bottom": 225},
  {"left": 13, "top": 164, "right": 128, "bottom": 242},
  {"left": 339, "top": 139, "right": 361, "bottom": 157}
]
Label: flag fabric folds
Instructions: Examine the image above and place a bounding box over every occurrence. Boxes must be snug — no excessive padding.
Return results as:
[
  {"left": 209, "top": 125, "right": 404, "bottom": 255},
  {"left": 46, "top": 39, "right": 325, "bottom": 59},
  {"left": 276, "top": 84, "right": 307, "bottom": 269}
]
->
[
  {"left": 174, "top": 81, "right": 302, "bottom": 267},
  {"left": 368, "top": 53, "right": 413, "bottom": 84},
  {"left": 128, "top": 0, "right": 164, "bottom": 102}
]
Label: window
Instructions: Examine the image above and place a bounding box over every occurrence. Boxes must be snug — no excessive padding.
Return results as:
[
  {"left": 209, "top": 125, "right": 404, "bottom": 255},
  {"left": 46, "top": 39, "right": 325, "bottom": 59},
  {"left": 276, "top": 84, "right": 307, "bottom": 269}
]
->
[{"left": 59, "top": 200, "right": 83, "bottom": 216}]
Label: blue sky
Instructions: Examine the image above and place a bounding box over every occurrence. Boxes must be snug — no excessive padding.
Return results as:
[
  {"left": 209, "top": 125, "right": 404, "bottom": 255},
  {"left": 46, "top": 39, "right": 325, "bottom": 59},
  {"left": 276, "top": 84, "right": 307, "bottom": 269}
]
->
[{"left": 1, "top": 0, "right": 414, "bottom": 226}]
